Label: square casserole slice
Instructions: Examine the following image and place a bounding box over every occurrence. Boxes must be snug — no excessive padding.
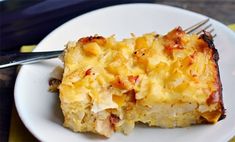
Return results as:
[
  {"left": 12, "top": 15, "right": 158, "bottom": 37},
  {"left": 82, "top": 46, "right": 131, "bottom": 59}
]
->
[{"left": 58, "top": 27, "right": 225, "bottom": 137}]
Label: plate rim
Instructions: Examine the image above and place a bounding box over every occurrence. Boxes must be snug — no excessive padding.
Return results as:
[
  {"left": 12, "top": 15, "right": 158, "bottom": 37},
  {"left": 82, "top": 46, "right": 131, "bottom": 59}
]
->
[{"left": 14, "top": 3, "right": 235, "bottom": 141}]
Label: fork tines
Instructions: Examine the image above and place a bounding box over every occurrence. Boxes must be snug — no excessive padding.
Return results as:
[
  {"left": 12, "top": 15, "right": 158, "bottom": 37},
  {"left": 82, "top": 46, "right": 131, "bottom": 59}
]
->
[{"left": 184, "top": 18, "right": 216, "bottom": 37}]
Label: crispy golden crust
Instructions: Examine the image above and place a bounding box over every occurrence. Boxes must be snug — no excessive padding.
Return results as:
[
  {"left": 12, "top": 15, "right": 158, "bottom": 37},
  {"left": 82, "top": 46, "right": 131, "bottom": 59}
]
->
[
  {"left": 161, "top": 28, "right": 225, "bottom": 122},
  {"left": 199, "top": 32, "right": 225, "bottom": 120}
]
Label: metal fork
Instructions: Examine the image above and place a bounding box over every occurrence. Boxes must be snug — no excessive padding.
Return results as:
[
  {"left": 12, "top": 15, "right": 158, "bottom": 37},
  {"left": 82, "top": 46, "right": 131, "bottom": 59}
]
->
[
  {"left": 0, "top": 19, "right": 215, "bottom": 69},
  {"left": 184, "top": 18, "right": 216, "bottom": 37}
]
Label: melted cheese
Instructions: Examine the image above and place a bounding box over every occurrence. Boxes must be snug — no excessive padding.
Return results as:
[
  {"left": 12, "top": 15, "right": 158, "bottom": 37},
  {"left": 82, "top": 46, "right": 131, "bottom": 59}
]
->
[{"left": 60, "top": 29, "right": 218, "bottom": 112}]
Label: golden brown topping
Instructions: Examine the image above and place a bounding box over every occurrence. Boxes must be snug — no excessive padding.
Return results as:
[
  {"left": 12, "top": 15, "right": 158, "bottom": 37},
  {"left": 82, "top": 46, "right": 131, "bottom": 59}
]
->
[
  {"left": 124, "top": 89, "right": 136, "bottom": 104},
  {"left": 128, "top": 75, "right": 139, "bottom": 84},
  {"left": 181, "top": 53, "right": 195, "bottom": 67},
  {"left": 163, "top": 27, "right": 184, "bottom": 40},
  {"left": 163, "top": 27, "right": 185, "bottom": 56},
  {"left": 199, "top": 31, "right": 214, "bottom": 48},
  {"left": 196, "top": 39, "right": 211, "bottom": 54},
  {"left": 111, "top": 76, "right": 126, "bottom": 89},
  {"left": 164, "top": 45, "right": 184, "bottom": 57},
  {"left": 79, "top": 36, "right": 106, "bottom": 46},
  {"left": 206, "top": 91, "right": 220, "bottom": 105}
]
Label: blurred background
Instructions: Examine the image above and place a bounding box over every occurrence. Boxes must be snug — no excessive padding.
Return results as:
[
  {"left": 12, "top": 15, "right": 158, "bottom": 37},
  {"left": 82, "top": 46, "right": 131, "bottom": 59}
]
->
[
  {"left": 0, "top": 0, "right": 234, "bottom": 52},
  {"left": 1, "top": 0, "right": 156, "bottom": 52}
]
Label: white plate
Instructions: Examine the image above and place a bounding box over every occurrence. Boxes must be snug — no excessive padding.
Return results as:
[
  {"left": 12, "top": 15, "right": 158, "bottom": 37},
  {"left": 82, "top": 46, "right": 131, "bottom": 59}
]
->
[{"left": 14, "top": 3, "right": 235, "bottom": 142}]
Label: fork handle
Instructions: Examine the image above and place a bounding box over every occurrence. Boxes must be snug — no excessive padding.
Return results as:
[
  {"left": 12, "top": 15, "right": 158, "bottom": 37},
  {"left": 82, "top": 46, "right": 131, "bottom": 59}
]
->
[{"left": 0, "top": 50, "right": 63, "bottom": 69}]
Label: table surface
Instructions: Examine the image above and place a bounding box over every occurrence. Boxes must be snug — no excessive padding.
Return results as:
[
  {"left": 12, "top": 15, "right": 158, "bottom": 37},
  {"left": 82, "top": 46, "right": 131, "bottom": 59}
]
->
[{"left": 0, "top": 0, "right": 235, "bottom": 141}]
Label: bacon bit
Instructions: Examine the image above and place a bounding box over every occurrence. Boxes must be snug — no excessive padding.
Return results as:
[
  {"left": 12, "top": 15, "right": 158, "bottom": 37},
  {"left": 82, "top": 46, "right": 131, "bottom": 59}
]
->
[
  {"left": 189, "top": 53, "right": 196, "bottom": 66},
  {"left": 111, "top": 77, "right": 125, "bottom": 89},
  {"left": 164, "top": 46, "right": 174, "bottom": 56},
  {"left": 110, "top": 114, "right": 120, "bottom": 124},
  {"left": 128, "top": 75, "right": 139, "bottom": 84},
  {"left": 125, "top": 89, "right": 136, "bottom": 103},
  {"left": 206, "top": 91, "right": 220, "bottom": 105},
  {"left": 174, "top": 41, "right": 183, "bottom": 49},
  {"left": 85, "top": 68, "right": 92, "bottom": 76},
  {"left": 188, "top": 59, "right": 193, "bottom": 66},
  {"left": 190, "top": 52, "right": 196, "bottom": 59},
  {"left": 187, "top": 54, "right": 195, "bottom": 66},
  {"left": 181, "top": 52, "right": 195, "bottom": 67},
  {"left": 78, "top": 36, "right": 106, "bottom": 46},
  {"left": 164, "top": 45, "right": 182, "bottom": 57}
]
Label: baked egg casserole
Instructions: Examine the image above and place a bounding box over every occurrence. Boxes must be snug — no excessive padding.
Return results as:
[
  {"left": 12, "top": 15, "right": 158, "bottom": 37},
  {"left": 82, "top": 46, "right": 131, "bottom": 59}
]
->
[{"left": 49, "top": 27, "right": 225, "bottom": 137}]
